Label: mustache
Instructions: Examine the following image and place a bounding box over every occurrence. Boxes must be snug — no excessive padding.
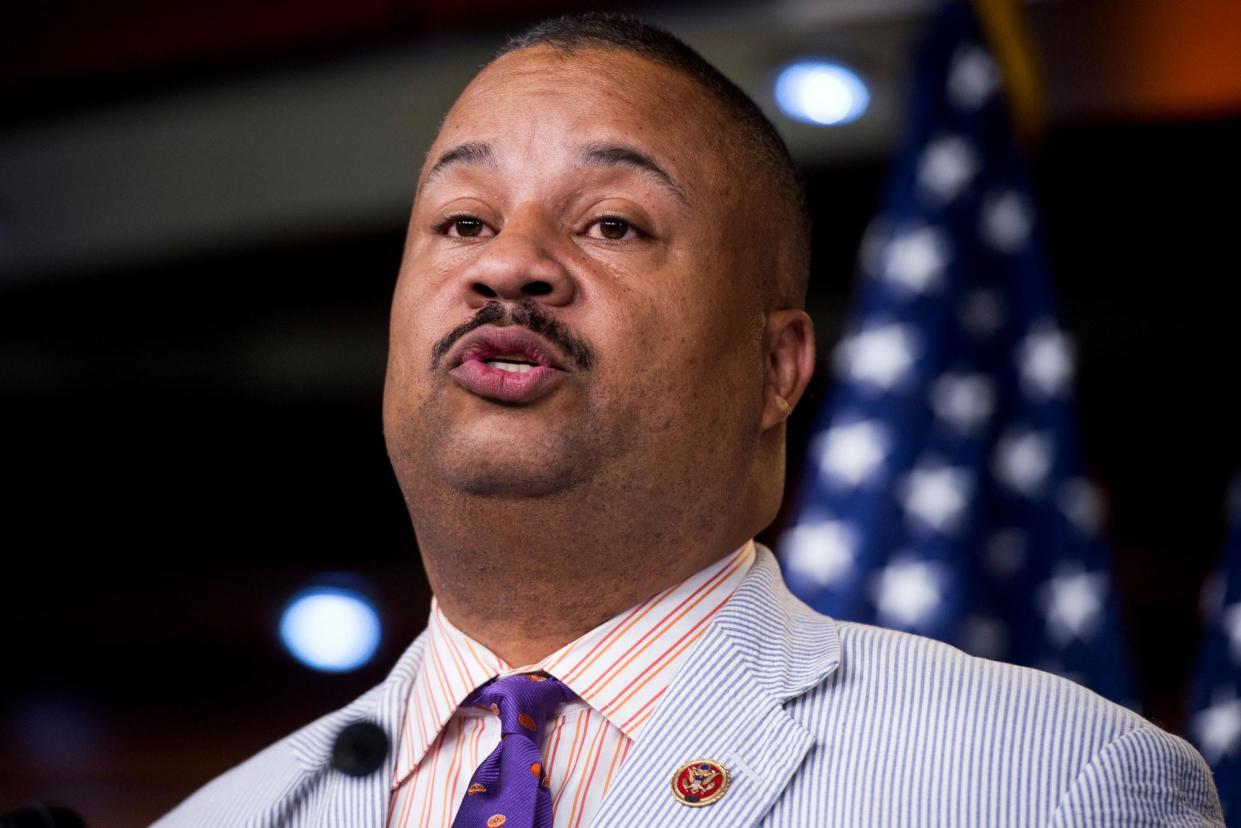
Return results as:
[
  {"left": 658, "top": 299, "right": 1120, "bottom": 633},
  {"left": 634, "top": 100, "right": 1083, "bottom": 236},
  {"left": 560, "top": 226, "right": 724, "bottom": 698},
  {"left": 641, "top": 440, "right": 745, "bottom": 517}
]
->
[{"left": 430, "top": 300, "right": 597, "bottom": 372}]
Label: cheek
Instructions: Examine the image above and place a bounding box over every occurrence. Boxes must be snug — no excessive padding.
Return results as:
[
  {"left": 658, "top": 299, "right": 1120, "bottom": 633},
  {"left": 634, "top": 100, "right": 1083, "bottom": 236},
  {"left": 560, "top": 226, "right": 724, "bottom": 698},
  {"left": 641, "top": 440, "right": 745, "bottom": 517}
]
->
[
  {"left": 598, "top": 303, "right": 739, "bottom": 425},
  {"left": 662, "top": 308, "right": 765, "bottom": 435},
  {"left": 389, "top": 261, "right": 460, "bottom": 356},
  {"left": 596, "top": 255, "right": 757, "bottom": 392}
]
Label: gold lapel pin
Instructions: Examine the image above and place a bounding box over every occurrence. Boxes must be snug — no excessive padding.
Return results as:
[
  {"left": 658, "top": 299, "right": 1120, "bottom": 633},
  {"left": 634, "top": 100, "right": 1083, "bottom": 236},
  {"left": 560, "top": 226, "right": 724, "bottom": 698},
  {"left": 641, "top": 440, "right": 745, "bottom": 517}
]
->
[{"left": 671, "top": 758, "right": 730, "bottom": 806}]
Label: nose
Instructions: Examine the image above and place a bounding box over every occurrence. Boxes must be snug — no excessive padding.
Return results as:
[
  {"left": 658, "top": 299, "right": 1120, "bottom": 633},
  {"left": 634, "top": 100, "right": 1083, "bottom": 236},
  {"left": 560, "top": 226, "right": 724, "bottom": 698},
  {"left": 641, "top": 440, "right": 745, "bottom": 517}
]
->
[{"left": 457, "top": 211, "right": 577, "bottom": 310}]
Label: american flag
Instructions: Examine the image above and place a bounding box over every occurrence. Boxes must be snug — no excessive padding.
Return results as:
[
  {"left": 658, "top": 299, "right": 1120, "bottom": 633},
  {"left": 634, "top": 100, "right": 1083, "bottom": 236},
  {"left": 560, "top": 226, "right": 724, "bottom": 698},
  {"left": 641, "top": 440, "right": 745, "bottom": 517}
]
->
[
  {"left": 779, "top": 2, "right": 1134, "bottom": 704},
  {"left": 1190, "top": 474, "right": 1241, "bottom": 821}
]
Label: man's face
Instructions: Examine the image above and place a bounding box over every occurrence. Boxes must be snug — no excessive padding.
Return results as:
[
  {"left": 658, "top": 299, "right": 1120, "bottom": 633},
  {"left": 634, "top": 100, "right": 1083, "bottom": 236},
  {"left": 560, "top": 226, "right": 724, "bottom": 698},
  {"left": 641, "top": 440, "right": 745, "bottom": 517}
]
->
[{"left": 384, "top": 46, "right": 770, "bottom": 504}]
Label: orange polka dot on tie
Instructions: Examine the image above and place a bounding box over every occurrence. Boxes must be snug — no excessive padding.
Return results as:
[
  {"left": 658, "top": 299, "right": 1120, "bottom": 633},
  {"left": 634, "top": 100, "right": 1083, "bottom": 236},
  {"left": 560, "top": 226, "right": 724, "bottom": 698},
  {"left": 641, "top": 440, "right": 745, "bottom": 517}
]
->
[
  {"left": 487, "top": 815, "right": 506, "bottom": 827},
  {"left": 517, "top": 712, "right": 536, "bottom": 731},
  {"left": 525, "top": 673, "right": 547, "bottom": 682},
  {"left": 467, "top": 783, "right": 486, "bottom": 796},
  {"left": 489, "top": 703, "right": 500, "bottom": 716},
  {"left": 530, "top": 762, "right": 541, "bottom": 778}
]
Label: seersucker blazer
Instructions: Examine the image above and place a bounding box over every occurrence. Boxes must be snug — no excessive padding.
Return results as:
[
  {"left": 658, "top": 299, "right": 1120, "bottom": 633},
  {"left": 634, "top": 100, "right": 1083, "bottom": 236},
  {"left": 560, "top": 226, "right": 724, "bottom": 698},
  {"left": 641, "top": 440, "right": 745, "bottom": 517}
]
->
[{"left": 156, "top": 546, "right": 1224, "bottom": 827}]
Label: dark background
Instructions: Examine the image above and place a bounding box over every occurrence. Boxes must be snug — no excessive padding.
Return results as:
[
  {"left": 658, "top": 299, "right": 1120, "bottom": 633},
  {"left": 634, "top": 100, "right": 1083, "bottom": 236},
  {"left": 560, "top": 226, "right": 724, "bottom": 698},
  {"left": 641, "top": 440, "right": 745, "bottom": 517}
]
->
[{"left": 3, "top": 1, "right": 1240, "bottom": 824}]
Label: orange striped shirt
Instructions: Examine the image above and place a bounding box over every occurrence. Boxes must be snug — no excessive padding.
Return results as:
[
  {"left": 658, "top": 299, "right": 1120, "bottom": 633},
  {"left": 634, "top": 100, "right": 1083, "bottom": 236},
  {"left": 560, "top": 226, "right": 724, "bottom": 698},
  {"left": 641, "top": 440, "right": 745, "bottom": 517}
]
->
[{"left": 385, "top": 540, "right": 756, "bottom": 828}]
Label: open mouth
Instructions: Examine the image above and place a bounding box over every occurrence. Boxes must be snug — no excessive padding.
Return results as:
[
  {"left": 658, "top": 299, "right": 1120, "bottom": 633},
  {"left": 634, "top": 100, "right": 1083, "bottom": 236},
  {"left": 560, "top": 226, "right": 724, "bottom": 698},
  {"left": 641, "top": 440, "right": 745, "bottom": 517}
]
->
[
  {"left": 451, "top": 326, "right": 566, "bottom": 372},
  {"left": 483, "top": 355, "right": 540, "bottom": 374},
  {"left": 446, "top": 326, "right": 570, "bottom": 404}
]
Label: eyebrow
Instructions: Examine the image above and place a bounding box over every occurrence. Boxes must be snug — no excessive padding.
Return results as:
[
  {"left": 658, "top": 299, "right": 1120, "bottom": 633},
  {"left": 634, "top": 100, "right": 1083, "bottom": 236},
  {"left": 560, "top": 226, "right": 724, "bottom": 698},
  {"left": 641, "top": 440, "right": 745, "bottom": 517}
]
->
[
  {"left": 422, "top": 141, "right": 497, "bottom": 187},
  {"left": 420, "top": 139, "right": 688, "bottom": 205},
  {"left": 577, "top": 143, "right": 688, "bottom": 205}
]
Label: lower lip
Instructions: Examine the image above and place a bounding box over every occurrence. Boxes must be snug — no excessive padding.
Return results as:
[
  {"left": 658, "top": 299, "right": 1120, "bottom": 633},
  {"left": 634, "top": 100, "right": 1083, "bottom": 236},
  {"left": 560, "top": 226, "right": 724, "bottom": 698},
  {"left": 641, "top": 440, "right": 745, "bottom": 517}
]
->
[{"left": 449, "top": 359, "right": 567, "bottom": 404}]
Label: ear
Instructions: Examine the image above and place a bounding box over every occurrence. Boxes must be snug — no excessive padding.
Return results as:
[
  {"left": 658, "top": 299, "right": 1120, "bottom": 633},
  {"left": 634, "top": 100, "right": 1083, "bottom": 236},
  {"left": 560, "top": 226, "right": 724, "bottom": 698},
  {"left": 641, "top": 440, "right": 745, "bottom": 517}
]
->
[{"left": 760, "top": 309, "right": 816, "bottom": 432}]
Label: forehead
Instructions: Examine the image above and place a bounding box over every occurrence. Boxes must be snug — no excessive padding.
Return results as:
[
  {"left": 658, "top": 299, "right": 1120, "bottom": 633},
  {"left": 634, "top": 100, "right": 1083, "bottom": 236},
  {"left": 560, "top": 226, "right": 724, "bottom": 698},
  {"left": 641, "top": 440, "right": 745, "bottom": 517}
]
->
[{"left": 425, "top": 47, "right": 731, "bottom": 187}]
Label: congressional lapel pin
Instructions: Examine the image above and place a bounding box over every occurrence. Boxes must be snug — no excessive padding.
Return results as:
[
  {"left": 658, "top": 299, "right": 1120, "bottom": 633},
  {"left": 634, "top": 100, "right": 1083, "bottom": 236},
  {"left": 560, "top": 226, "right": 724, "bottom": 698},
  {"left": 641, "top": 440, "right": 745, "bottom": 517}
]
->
[{"left": 671, "top": 758, "right": 730, "bottom": 806}]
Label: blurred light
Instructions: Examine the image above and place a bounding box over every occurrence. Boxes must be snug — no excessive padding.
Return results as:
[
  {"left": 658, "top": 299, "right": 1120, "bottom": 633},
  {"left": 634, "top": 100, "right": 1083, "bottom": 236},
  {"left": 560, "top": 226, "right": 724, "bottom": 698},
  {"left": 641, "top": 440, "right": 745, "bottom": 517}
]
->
[
  {"left": 775, "top": 60, "right": 870, "bottom": 126},
  {"left": 280, "top": 586, "right": 381, "bottom": 672},
  {"left": 14, "top": 699, "right": 101, "bottom": 770}
]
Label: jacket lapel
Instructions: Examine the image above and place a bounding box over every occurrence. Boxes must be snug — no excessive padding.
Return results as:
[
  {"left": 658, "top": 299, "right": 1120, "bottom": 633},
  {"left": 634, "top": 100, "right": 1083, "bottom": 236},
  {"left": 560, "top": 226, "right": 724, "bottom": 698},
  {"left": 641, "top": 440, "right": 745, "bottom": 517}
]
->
[{"left": 591, "top": 546, "right": 841, "bottom": 828}]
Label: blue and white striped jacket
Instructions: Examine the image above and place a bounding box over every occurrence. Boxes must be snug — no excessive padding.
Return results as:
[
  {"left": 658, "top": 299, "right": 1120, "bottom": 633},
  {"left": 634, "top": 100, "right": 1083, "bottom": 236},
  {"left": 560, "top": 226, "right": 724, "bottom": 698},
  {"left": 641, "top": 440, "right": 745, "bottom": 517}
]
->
[{"left": 157, "top": 546, "right": 1223, "bottom": 826}]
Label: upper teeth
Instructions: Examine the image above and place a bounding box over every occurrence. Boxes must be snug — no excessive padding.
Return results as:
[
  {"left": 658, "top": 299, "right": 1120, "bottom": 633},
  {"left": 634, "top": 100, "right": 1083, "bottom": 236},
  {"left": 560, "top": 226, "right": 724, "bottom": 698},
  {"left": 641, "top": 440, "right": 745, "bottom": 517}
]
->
[{"left": 486, "top": 360, "right": 535, "bottom": 373}]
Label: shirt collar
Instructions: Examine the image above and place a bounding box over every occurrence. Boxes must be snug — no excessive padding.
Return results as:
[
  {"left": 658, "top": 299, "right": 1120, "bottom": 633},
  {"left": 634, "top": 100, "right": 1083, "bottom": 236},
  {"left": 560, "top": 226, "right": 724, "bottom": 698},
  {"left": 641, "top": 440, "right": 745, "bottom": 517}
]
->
[{"left": 391, "top": 540, "right": 756, "bottom": 786}]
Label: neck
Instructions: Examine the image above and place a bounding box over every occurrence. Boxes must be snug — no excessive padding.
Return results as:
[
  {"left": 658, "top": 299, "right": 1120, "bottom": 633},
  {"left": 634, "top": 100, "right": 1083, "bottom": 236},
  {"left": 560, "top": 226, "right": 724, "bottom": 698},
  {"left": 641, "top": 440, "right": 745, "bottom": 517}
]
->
[{"left": 411, "top": 490, "right": 753, "bottom": 667}]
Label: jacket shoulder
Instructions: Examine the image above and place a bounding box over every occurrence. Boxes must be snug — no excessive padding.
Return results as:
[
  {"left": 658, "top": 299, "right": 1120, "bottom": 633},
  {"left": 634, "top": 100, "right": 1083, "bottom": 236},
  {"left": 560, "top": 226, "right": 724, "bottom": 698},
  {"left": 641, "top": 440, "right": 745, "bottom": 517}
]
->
[
  {"left": 776, "top": 620, "right": 1222, "bottom": 825},
  {"left": 826, "top": 619, "right": 1144, "bottom": 724},
  {"left": 1047, "top": 723, "right": 1223, "bottom": 826}
]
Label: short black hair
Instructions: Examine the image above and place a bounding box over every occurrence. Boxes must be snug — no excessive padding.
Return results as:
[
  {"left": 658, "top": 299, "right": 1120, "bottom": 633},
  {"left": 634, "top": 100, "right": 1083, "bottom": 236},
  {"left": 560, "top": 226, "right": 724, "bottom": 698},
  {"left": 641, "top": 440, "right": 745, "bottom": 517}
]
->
[{"left": 495, "top": 12, "right": 811, "bottom": 308}]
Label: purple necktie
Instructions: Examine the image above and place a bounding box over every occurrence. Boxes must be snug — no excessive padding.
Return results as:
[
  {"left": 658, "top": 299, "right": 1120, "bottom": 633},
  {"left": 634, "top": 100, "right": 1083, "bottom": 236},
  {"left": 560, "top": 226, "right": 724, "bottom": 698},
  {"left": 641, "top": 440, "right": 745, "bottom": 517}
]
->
[{"left": 451, "top": 672, "right": 576, "bottom": 828}]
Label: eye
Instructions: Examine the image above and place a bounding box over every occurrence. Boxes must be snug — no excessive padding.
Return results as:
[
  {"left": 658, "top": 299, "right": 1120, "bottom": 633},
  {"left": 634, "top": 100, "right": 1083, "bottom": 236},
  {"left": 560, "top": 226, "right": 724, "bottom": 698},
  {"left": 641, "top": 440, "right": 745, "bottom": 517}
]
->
[
  {"left": 586, "top": 216, "right": 642, "bottom": 241},
  {"left": 436, "top": 214, "right": 494, "bottom": 239}
]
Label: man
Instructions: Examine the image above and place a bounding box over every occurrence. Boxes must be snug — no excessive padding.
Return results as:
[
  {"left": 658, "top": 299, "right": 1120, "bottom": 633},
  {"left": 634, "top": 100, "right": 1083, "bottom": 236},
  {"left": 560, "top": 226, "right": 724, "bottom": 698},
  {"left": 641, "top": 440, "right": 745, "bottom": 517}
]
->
[{"left": 157, "top": 12, "right": 1223, "bottom": 827}]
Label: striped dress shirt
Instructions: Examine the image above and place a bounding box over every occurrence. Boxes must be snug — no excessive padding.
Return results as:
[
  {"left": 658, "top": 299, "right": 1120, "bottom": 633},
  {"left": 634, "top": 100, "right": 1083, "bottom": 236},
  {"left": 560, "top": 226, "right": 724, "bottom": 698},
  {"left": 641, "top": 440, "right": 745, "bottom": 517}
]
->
[{"left": 385, "top": 540, "right": 756, "bottom": 828}]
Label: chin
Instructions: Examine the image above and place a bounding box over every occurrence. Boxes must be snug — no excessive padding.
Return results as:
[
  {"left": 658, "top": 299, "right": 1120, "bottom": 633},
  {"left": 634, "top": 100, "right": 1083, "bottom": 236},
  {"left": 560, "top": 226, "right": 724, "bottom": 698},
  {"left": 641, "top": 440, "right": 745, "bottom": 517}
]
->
[
  {"left": 440, "top": 463, "right": 584, "bottom": 498},
  {"left": 422, "top": 416, "right": 603, "bottom": 499},
  {"left": 386, "top": 382, "right": 631, "bottom": 500}
]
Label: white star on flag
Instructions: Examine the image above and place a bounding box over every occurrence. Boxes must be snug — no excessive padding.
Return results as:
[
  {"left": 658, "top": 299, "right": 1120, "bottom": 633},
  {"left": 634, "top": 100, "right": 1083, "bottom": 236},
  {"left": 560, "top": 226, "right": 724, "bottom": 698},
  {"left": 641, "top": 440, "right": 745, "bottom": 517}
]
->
[
  {"left": 1222, "top": 603, "right": 1241, "bottom": 662},
  {"left": 815, "top": 419, "right": 889, "bottom": 487},
  {"left": 1192, "top": 689, "right": 1241, "bottom": 764},
  {"left": 958, "top": 287, "right": 1006, "bottom": 338},
  {"left": 1058, "top": 478, "right": 1105, "bottom": 536},
  {"left": 872, "top": 557, "right": 947, "bottom": 629},
  {"left": 947, "top": 43, "right": 1000, "bottom": 110},
  {"left": 1019, "top": 322, "right": 1076, "bottom": 398},
  {"left": 931, "top": 372, "right": 995, "bottom": 434},
  {"left": 981, "top": 189, "right": 1033, "bottom": 253},
  {"left": 902, "top": 462, "right": 974, "bottom": 534},
  {"left": 835, "top": 323, "right": 919, "bottom": 391},
  {"left": 919, "top": 135, "right": 980, "bottom": 203},
  {"left": 1039, "top": 565, "right": 1107, "bottom": 647},
  {"left": 994, "top": 427, "right": 1053, "bottom": 498},
  {"left": 881, "top": 226, "right": 950, "bottom": 294},
  {"left": 781, "top": 520, "right": 856, "bottom": 589}
]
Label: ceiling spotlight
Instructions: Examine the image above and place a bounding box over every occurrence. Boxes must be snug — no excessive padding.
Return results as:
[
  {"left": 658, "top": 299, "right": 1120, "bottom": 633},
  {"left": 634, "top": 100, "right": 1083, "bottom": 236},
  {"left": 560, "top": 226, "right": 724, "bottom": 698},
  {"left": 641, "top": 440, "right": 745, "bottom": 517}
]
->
[
  {"left": 775, "top": 60, "right": 870, "bottom": 126},
  {"left": 280, "top": 585, "right": 382, "bottom": 672}
]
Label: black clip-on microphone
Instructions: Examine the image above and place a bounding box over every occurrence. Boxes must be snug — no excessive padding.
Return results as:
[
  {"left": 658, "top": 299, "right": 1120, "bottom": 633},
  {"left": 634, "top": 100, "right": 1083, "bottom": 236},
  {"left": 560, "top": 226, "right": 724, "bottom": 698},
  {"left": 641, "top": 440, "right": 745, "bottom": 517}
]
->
[{"left": 330, "top": 720, "right": 389, "bottom": 778}]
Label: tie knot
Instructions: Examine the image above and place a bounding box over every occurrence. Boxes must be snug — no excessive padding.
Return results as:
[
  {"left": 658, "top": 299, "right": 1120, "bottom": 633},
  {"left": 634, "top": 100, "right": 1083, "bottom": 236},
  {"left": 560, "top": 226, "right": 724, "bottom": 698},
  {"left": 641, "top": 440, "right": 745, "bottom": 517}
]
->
[{"left": 467, "top": 672, "right": 575, "bottom": 740}]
